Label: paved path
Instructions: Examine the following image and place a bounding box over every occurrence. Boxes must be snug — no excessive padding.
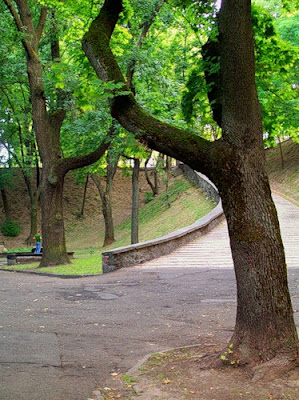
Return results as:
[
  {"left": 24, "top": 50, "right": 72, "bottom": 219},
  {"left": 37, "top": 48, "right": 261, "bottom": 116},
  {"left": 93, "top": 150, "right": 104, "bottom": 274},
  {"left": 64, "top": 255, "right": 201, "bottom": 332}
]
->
[
  {"left": 0, "top": 194, "right": 298, "bottom": 400},
  {"left": 142, "top": 194, "right": 299, "bottom": 270}
]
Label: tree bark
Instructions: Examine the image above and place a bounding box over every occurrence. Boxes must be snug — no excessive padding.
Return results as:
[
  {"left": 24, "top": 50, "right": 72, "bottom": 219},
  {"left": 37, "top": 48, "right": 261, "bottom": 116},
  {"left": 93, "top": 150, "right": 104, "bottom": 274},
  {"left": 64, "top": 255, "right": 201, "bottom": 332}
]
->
[
  {"left": 131, "top": 158, "right": 140, "bottom": 244},
  {"left": 39, "top": 167, "right": 69, "bottom": 267},
  {"left": 212, "top": 0, "right": 298, "bottom": 365},
  {"left": 82, "top": 0, "right": 298, "bottom": 368}
]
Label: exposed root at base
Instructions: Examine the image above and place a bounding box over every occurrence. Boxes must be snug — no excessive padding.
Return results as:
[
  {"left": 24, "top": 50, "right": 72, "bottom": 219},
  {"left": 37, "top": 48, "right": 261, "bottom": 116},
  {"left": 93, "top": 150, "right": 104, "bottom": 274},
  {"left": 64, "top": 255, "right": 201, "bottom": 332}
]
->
[
  {"left": 195, "top": 349, "right": 298, "bottom": 383},
  {"left": 252, "top": 355, "right": 299, "bottom": 382}
]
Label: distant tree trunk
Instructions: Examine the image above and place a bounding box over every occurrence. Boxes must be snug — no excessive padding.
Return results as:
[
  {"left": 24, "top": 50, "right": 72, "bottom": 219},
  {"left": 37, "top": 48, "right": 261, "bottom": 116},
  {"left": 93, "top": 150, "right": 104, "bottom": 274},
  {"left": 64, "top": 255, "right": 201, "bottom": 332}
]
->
[
  {"left": 91, "top": 148, "right": 119, "bottom": 246},
  {"left": 26, "top": 185, "right": 40, "bottom": 245},
  {"left": 164, "top": 156, "right": 171, "bottom": 208},
  {"left": 144, "top": 154, "right": 159, "bottom": 196},
  {"left": 1, "top": 189, "right": 11, "bottom": 220},
  {"left": 131, "top": 158, "right": 140, "bottom": 244},
  {"left": 277, "top": 137, "right": 284, "bottom": 170},
  {"left": 91, "top": 174, "right": 114, "bottom": 245},
  {"left": 80, "top": 174, "right": 89, "bottom": 216}
]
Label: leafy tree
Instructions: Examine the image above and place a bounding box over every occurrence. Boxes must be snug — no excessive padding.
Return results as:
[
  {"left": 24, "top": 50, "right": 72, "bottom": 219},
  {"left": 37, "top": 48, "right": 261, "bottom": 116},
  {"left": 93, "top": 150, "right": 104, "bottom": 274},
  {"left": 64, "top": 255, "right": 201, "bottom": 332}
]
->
[
  {"left": 82, "top": 0, "right": 298, "bottom": 377},
  {"left": 181, "top": 3, "right": 299, "bottom": 144},
  {"left": 3, "top": 0, "right": 110, "bottom": 266}
]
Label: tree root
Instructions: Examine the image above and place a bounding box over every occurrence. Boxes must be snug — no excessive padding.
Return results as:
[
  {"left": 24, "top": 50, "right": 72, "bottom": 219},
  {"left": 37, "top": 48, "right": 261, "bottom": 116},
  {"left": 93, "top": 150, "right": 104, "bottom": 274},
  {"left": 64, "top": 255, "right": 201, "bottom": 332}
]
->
[
  {"left": 194, "top": 346, "right": 298, "bottom": 384},
  {"left": 251, "top": 355, "right": 299, "bottom": 382}
]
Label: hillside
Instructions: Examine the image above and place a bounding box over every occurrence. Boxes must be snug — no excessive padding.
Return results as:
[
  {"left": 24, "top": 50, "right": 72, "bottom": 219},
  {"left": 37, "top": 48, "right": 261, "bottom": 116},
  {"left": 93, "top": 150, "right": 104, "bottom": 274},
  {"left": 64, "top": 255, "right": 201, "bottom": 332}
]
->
[
  {"left": 266, "top": 139, "right": 299, "bottom": 204},
  {"left": 0, "top": 168, "right": 214, "bottom": 251},
  {"left": 0, "top": 140, "right": 297, "bottom": 252}
]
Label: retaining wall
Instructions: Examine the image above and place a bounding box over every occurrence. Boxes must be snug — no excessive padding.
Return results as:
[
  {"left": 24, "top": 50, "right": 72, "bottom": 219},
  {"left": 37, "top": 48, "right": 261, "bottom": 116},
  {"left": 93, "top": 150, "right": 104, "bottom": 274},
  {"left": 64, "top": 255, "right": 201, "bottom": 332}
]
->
[{"left": 102, "top": 166, "right": 224, "bottom": 273}]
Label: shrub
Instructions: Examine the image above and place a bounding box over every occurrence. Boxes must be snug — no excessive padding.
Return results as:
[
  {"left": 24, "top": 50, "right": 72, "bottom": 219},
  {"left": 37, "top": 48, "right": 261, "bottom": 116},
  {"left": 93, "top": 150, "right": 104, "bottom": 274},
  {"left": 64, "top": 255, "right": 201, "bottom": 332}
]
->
[
  {"left": 144, "top": 191, "right": 154, "bottom": 204},
  {"left": 1, "top": 219, "right": 21, "bottom": 237}
]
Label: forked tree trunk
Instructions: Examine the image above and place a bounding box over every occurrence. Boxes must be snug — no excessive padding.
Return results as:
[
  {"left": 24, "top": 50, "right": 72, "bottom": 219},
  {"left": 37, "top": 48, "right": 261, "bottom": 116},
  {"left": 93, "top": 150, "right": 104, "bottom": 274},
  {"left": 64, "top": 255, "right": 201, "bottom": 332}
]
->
[
  {"left": 82, "top": 0, "right": 298, "bottom": 371},
  {"left": 131, "top": 158, "right": 140, "bottom": 244},
  {"left": 91, "top": 173, "right": 115, "bottom": 247},
  {"left": 145, "top": 155, "right": 159, "bottom": 196}
]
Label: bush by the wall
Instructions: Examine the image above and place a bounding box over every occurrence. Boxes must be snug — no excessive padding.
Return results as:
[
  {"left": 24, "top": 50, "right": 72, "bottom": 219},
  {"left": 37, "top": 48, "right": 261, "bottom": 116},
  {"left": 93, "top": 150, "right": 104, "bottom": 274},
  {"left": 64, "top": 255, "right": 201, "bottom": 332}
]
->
[{"left": 1, "top": 219, "right": 21, "bottom": 237}]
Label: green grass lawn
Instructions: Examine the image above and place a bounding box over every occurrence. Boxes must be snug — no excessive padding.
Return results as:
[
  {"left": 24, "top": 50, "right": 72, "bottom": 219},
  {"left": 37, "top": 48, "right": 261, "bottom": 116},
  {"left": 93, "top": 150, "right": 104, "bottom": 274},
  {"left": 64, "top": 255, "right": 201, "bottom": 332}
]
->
[{"left": 1, "top": 177, "right": 215, "bottom": 275}]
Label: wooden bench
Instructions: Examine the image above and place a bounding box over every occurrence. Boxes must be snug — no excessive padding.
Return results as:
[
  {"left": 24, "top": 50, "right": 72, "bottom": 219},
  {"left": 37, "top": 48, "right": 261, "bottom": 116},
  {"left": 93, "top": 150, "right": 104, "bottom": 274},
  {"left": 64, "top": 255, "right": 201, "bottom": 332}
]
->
[{"left": 6, "top": 252, "right": 74, "bottom": 265}]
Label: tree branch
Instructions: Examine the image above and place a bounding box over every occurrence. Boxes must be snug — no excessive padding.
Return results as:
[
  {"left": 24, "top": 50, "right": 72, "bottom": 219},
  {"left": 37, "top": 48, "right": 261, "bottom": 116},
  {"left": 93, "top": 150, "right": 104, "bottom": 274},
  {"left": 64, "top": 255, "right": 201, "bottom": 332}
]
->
[
  {"left": 36, "top": 7, "right": 48, "bottom": 43},
  {"left": 3, "top": 0, "right": 23, "bottom": 31},
  {"left": 56, "top": 125, "right": 116, "bottom": 177},
  {"left": 4, "top": 0, "right": 38, "bottom": 59},
  {"left": 60, "top": 139, "right": 111, "bottom": 176},
  {"left": 82, "top": 0, "right": 217, "bottom": 178}
]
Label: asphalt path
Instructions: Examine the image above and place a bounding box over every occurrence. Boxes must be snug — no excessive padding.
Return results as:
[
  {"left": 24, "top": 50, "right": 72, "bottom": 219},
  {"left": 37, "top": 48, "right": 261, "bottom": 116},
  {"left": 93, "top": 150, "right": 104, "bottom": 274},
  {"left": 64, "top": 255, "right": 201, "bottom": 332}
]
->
[{"left": 0, "top": 194, "right": 298, "bottom": 400}]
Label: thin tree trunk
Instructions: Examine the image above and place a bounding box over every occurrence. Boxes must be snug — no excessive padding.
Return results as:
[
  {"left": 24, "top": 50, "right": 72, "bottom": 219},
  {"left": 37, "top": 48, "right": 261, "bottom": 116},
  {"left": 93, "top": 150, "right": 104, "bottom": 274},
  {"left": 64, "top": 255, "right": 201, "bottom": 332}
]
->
[
  {"left": 165, "top": 155, "right": 171, "bottom": 208},
  {"left": 80, "top": 174, "right": 89, "bottom": 216},
  {"left": 26, "top": 186, "right": 40, "bottom": 245},
  {"left": 131, "top": 158, "right": 140, "bottom": 244},
  {"left": 278, "top": 137, "right": 284, "bottom": 170},
  {"left": 144, "top": 155, "right": 159, "bottom": 196},
  {"left": 91, "top": 173, "right": 115, "bottom": 247}
]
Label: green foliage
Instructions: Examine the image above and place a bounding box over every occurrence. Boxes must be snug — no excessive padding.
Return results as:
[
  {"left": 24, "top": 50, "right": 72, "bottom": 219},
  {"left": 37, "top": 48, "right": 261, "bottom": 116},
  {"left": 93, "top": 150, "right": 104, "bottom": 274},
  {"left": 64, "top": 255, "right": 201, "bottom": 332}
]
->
[
  {"left": 144, "top": 191, "right": 155, "bottom": 204},
  {"left": 1, "top": 220, "right": 21, "bottom": 237},
  {"left": 276, "top": 12, "right": 299, "bottom": 47},
  {"left": 252, "top": 4, "right": 299, "bottom": 144},
  {"left": 0, "top": 169, "right": 17, "bottom": 190},
  {"left": 181, "top": 3, "right": 298, "bottom": 143}
]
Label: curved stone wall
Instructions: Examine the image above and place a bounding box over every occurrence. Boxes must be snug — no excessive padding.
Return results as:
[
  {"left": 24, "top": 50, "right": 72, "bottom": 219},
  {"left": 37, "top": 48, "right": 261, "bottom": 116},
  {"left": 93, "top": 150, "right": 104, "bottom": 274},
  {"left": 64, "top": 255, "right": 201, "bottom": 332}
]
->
[{"left": 102, "top": 166, "right": 224, "bottom": 273}]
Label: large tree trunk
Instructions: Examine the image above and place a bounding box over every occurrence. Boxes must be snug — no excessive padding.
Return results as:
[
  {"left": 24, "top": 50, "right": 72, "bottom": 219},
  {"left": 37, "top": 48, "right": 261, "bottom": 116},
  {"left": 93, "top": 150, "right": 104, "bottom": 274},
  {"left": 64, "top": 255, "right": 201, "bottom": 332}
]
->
[
  {"left": 82, "top": 0, "right": 298, "bottom": 372},
  {"left": 212, "top": 0, "right": 298, "bottom": 371},
  {"left": 214, "top": 150, "right": 298, "bottom": 364},
  {"left": 131, "top": 158, "right": 140, "bottom": 244},
  {"left": 38, "top": 168, "right": 69, "bottom": 267}
]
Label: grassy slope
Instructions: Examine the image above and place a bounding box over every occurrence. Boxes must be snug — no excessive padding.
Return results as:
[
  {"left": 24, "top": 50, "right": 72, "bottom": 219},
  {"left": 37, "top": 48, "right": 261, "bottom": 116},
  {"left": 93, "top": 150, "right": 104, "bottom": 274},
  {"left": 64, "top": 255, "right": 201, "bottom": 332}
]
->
[{"left": 266, "top": 139, "right": 299, "bottom": 204}]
